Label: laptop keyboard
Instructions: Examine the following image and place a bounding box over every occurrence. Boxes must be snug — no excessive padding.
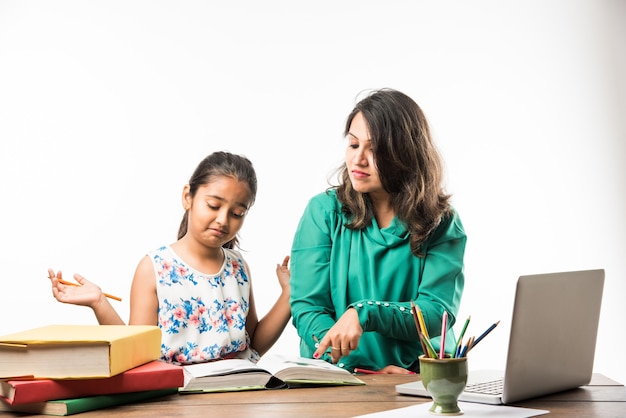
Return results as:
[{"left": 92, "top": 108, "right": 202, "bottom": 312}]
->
[{"left": 464, "top": 378, "right": 504, "bottom": 395}]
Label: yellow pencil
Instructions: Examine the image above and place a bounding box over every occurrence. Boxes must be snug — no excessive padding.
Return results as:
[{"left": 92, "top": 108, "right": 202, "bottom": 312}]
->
[
  {"left": 57, "top": 278, "right": 122, "bottom": 301},
  {"left": 415, "top": 303, "right": 430, "bottom": 339},
  {"left": 411, "top": 301, "right": 430, "bottom": 357}
]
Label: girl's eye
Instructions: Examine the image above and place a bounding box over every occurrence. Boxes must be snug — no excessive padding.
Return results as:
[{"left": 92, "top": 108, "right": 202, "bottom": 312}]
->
[{"left": 232, "top": 212, "right": 246, "bottom": 218}]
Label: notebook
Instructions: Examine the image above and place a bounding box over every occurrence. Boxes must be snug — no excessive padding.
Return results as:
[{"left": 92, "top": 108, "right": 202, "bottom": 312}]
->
[{"left": 396, "top": 269, "right": 605, "bottom": 404}]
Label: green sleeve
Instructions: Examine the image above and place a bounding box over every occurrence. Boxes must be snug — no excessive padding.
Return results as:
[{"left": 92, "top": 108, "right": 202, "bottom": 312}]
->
[
  {"left": 289, "top": 193, "right": 339, "bottom": 355},
  {"left": 349, "top": 212, "right": 465, "bottom": 350}
]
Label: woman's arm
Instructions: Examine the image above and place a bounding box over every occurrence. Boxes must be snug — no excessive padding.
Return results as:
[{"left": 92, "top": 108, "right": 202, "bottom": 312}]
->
[
  {"left": 347, "top": 211, "right": 466, "bottom": 341},
  {"left": 289, "top": 194, "right": 339, "bottom": 356}
]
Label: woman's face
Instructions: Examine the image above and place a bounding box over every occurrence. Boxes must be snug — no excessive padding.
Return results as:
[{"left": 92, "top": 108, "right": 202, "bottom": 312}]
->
[{"left": 345, "top": 112, "right": 385, "bottom": 196}]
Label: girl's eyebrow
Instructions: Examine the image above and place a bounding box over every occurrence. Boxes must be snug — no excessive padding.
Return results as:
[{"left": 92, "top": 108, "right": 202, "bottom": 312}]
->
[{"left": 205, "top": 194, "right": 250, "bottom": 210}]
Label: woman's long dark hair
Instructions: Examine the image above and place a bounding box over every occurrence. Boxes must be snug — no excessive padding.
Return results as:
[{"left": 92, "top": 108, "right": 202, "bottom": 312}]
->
[
  {"left": 177, "top": 151, "right": 257, "bottom": 249},
  {"left": 335, "top": 88, "right": 451, "bottom": 257}
]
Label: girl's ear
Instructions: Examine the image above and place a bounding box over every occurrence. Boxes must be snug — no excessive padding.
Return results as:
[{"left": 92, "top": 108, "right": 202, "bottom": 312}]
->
[{"left": 182, "top": 184, "right": 192, "bottom": 210}]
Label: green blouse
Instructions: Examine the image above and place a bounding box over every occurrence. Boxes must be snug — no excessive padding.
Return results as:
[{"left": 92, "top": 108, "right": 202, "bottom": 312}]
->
[{"left": 289, "top": 189, "right": 466, "bottom": 372}]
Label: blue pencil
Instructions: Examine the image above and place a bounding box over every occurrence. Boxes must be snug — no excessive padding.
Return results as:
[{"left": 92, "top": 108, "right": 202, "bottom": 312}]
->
[
  {"left": 467, "top": 320, "right": 500, "bottom": 353},
  {"left": 459, "top": 336, "right": 474, "bottom": 358}
]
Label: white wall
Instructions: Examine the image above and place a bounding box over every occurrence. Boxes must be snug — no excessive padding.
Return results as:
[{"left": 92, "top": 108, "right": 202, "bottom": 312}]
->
[{"left": 1, "top": 0, "right": 624, "bottom": 385}]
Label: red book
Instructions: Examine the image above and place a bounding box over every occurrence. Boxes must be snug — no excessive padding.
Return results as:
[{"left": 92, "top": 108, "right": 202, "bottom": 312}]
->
[{"left": 1, "top": 360, "right": 183, "bottom": 405}]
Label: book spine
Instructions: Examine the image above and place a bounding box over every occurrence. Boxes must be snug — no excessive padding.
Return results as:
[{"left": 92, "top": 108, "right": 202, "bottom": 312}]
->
[
  {"left": 62, "top": 388, "right": 178, "bottom": 415},
  {"left": 7, "top": 362, "right": 183, "bottom": 405},
  {"left": 0, "top": 388, "right": 178, "bottom": 416}
]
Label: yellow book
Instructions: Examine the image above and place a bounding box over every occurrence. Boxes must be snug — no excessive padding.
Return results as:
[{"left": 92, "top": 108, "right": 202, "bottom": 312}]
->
[{"left": 0, "top": 325, "right": 161, "bottom": 379}]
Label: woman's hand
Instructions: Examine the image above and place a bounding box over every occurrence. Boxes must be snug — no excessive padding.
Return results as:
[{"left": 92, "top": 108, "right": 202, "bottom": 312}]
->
[
  {"left": 378, "top": 365, "right": 416, "bottom": 374},
  {"left": 314, "top": 307, "right": 363, "bottom": 363},
  {"left": 48, "top": 269, "right": 105, "bottom": 308}
]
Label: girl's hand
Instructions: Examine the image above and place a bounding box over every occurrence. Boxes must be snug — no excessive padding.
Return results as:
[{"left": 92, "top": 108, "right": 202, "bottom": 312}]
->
[
  {"left": 48, "top": 269, "right": 105, "bottom": 308},
  {"left": 275, "top": 256, "right": 290, "bottom": 292},
  {"left": 314, "top": 308, "right": 363, "bottom": 363}
]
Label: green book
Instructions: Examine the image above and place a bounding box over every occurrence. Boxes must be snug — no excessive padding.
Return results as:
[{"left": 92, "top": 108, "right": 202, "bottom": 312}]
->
[{"left": 0, "top": 388, "right": 178, "bottom": 416}]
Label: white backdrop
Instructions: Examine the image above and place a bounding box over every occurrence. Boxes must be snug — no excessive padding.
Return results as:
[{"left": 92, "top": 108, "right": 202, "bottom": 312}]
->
[{"left": 1, "top": 1, "right": 624, "bottom": 385}]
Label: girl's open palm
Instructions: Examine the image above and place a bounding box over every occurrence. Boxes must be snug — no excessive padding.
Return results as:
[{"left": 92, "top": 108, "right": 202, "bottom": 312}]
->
[
  {"left": 275, "top": 255, "right": 291, "bottom": 291},
  {"left": 48, "top": 269, "right": 104, "bottom": 308}
]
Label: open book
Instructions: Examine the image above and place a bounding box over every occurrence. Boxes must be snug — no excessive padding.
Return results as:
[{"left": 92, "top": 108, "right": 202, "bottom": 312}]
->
[{"left": 180, "top": 354, "right": 365, "bottom": 393}]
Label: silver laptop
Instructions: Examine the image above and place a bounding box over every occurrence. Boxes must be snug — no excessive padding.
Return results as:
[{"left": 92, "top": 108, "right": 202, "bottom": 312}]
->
[{"left": 396, "top": 269, "right": 605, "bottom": 404}]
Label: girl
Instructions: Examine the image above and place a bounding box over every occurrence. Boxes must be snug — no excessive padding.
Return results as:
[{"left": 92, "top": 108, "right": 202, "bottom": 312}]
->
[{"left": 49, "top": 151, "right": 291, "bottom": 364}]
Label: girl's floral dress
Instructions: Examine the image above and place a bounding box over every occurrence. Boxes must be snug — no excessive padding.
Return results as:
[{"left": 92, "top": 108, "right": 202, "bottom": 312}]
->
[{"left": 149, "top": 245, "right": 258, "bottom": 364}]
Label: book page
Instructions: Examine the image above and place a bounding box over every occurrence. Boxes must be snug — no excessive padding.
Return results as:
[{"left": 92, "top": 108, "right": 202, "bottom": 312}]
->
[
  {"left": 182, "top": 359, "right": 265, "bottom": 378},
  {"left": 257, "top": 354, "right": 343, "bottom": 375}
]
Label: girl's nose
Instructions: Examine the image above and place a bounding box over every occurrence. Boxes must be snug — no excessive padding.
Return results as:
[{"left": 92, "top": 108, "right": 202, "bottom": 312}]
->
[{"left": 216, "top": 209, "right": 229, "bottom": 226}]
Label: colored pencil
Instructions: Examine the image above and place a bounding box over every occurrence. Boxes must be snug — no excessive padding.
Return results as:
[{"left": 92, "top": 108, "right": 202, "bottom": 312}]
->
[
  {"left": 353, "top": 368, "right": 385, "bottom": 375},
  {"left": 57, "top": 279, "right": 122, "bottom": 301},
  {"left": 454, "top": 316, "right": 471, "bottom": 358},
  {"left": 467, "top": 320, "right": 500, "bottom": 353},
  {"left": 414, "top": 303, "right": 430, "bottom": 339},
  {"left": 420, "top": 328, "right": 439, "bottom": 359},
  {"left": 410, "top": 301, "right": 429, "bottom": 357},
  {"left": 413, "top": 303, "right": 438, "bottom": 358},
  {"left": 439, "top": 311, "right": 448, "bottom": 359},
  {"left": 460, "top": 335, "right": 474, "bottom": 358}
]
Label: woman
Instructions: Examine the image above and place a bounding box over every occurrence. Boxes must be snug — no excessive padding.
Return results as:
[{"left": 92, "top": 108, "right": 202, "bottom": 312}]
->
[{"left": 289, "top": 89, "right": 466, "bottom": 373}]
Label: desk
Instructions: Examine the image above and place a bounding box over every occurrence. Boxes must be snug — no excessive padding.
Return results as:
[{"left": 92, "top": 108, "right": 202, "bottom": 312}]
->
[{"left": 1, "top": 374, "right": 624, "bottom": 417}]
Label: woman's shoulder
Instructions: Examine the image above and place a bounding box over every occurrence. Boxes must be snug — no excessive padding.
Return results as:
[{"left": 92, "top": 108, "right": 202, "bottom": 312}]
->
[
  {"left": 430, "top": 206, "right": 466, "bottom": 240},
  {"left": 305, "top": 189, "right": 341, "bottom": 211}
]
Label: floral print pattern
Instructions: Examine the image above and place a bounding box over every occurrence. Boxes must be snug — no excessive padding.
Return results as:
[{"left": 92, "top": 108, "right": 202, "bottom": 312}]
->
[{"left": 150, "top": 246, "right": 257, "bottom": 364}]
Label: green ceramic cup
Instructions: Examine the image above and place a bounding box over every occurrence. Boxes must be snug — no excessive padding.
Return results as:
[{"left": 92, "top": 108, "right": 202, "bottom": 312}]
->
[{"left": 418, "top": 355, "right": 468, "bottom": 416}]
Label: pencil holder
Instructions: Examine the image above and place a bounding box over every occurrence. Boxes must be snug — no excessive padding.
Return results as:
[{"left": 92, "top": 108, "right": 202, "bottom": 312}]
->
[{"left": 418, "top": 355, "right": 468, "bottom": 416}]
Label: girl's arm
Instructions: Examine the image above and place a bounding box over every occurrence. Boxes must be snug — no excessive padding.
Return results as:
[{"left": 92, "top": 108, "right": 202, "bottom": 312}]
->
[
  {"left": 128, "top": 256, "right": 159, "bottom": 325},
  {"left": 246, "top": 256, "right": 291, "bottom": 357},
  {"left": 48, "top": 255, "right": 158, "bottom": 326},
  {"left": 48, "top": 269, "right": 125, "bottom": 325}
]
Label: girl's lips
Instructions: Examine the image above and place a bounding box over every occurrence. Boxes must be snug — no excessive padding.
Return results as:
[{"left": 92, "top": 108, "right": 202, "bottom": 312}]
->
[{"left": 210, "top": 228, "right": 226, "bottom": 236}]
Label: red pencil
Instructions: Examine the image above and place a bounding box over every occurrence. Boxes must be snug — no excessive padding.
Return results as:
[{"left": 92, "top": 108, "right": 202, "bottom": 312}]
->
[{"left": 353, "top": 368, "right": 384, "bottom": 375}]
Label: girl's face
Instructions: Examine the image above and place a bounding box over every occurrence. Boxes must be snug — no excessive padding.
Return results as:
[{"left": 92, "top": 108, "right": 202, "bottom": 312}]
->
[
  {"left": 345, "top": 112, "right": 385, "bottom": 196},
  {"left": 183, "top": 176, "right": 252, "bottom": 249}
]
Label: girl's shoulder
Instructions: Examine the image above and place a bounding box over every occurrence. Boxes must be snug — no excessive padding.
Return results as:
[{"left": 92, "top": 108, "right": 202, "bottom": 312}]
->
[
  {"left": 148, "top": 245, "right": 172, "bottom": 258},
  {"left": 222, "top": 247, "right": 244, "bottom": 261}
]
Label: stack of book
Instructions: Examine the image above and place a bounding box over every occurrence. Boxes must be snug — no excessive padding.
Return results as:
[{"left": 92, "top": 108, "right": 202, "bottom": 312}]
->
[{"left": 0, "top": 324, "right": 184, "bottom": 416}]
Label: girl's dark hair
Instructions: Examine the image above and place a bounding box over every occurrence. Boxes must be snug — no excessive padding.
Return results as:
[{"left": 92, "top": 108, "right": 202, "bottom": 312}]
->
[
  {"left": 177, "top": 151, "right": 257, "bottom": 249},
  {"left": 335, "top": 88, "right": 451, "bottom": 257}
]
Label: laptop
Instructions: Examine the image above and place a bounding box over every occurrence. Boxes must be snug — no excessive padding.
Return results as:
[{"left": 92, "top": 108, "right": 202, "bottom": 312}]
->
[{"left": 396, "top": 269, "right": 605, "bottom": 404}]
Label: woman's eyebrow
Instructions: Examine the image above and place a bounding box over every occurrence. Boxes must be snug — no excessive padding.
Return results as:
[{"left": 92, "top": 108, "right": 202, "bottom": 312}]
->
[{"left": 348, "top": 131, "right": 371, "bottom": 142}]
